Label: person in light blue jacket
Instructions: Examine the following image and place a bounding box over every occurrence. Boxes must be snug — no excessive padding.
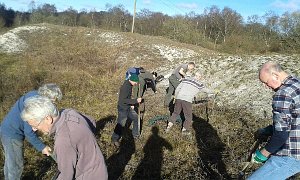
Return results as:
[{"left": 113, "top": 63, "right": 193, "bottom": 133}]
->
[{"left": 0, "top": 83, "right": 62, "bottom": 180}]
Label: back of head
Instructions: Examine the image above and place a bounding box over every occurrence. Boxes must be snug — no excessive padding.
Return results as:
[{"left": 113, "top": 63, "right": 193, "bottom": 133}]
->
[
  {"left": 260, "top": 61, "right": 283, "bottom": 74},
  {"left": 194, "top": 70, "right": 202, "bottom": 80},
  {"left": 21, "top": 95, "right": 58, "bottom": 123},
  {"left": 38, "top": 83, "right": 62, "bottom": 101},
  {"left": 129, "top": 74, "right": 139, "bottom": 83}
]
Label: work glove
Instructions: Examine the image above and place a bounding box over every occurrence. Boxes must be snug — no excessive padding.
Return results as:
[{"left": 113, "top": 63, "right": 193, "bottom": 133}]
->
[
  {"left": 251, "top": 150, "right": 268, "bottom": 164},
  {"left": 254, "top": 125, "right": 273, "bottom": 140}
]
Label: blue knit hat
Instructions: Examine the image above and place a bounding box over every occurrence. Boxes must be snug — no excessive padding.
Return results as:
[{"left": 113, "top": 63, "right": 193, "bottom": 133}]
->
[{"left": 129, "top": 74, "right": 139, "bottom": 82}]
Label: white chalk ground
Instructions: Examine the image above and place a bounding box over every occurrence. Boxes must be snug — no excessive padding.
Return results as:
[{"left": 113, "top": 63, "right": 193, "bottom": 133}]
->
[
  {"left": 1, "top": 25, "right": 300, "bottom": 120},
  {"left": 0, "top": 25, "right": 47, "bottom": 53}
]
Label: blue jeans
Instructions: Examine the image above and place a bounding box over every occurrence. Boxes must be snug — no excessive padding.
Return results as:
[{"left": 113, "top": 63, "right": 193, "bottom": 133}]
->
[
  {"left": 247, "top": 155, "right": 300, "bottom": 180},
  {"left": 112, "top": 106, "right": 139, "bottom": 142},
  {"left": 0, "top": 127, "right": 24, "bottom": 180}
]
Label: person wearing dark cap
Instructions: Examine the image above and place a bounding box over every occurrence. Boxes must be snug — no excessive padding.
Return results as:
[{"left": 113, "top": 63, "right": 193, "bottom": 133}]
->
[
  {"left": 125, "top": 67, "right": 142, "bottom": 80},
  {"left": 111, "top": 74, "right": 143, "bottom": 147}
]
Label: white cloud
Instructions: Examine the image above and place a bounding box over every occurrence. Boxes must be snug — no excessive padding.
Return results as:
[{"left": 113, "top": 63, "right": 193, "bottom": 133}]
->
[
  {"left": 177, "top": 3, "right": 198, "bottom": 10},
  {"left": 143, "top": 0, "right": 151, "bottom": 5},
  {"left": 271, "top": 0, "right": 300, "bottom": 11}
]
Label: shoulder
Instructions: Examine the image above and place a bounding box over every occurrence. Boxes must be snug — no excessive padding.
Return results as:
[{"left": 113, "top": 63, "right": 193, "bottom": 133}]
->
[
  {"left": 279, "top": 76, "right": 300, "bottom": 95},
  {"left": 181, "top": 64, "right": 188, "bottom": 69},
  {"left": 24, "top": 91, "right": 38, "bottom": 98},
  {"left": 62, "top": 109, "right": 81, "bottom": 121},
  {"left": 182, "top": 78, "right": 204, "bottom": 88}
]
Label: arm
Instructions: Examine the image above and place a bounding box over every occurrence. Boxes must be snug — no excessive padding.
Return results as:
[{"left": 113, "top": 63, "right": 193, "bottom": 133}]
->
[
  {"left": 56, "top": 137, "right": 77, "bottom": 180},
  {"left": 150, "top": 79, "right": 157, "bottom": 93},
  {"left": 119, "top": 85, "right": 139, "bottom": 105},
  {"left": 122, "top": 97, "right": 139, "bottom": 105},
  {"left": 144, "top": 72, "right": 157, "bottom": 93},
  {"left": 263, "top": 130, "right": 289, "bottom": 156},
  {"left": 174, "top": 82, "right": 183, "bottom": 99},
  {"left": 262, "top": 92, "right": 293, "bottom": 156},
  {"left": 24, "top": 122, "right": 46, "bottom": 152},
  {"left": 178, "top": 68, "right": 186, "bottom": 78}
]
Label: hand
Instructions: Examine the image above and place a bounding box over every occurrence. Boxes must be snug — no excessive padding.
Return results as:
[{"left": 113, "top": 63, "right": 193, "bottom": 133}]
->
[
  {"left": 42, "top": 146, "right": 52, "bottom": 156},
  {"left": 251, "top": 150, "right": 268, "bottom": 164},
  {"left": 137, "top": 98, "right": 142, "bottom": 103}
]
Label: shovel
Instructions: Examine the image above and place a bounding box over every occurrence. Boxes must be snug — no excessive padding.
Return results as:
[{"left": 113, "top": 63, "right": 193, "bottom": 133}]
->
[{"left": 238, "top": 138, "right": 262, "bottom": 179}]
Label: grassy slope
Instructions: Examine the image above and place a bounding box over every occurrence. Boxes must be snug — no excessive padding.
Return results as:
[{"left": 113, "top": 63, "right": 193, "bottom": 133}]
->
[{"left": 0, "top": 24, "right": 299, "bottom": 179}]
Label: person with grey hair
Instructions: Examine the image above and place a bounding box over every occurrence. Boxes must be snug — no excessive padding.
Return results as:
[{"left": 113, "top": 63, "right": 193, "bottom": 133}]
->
[
  {"left": 0, "top": 83, "right": 62, "bottom": 180},
  {"left": 247, "top": 62, "right": 300, "bottom": 179},
  {"left": 22, "top": 96, "right": 108, "bottom": 180},
  {"left": 165, "top": 71, "right": 212, "bottom": 135},
  {"left": 38, "top": 83, "right": 62, "bottom": 102}
]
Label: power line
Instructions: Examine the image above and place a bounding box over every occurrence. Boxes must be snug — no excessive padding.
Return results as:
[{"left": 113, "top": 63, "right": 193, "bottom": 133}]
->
[{"left": 157, "top": 0, "right": 187, "bottom": 15}]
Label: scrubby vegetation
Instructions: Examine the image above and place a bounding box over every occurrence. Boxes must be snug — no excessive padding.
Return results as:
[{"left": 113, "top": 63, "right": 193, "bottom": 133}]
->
[
  {"left": 1, "top": 2, "right": 300, "bottom": 54},
  {"left": 1, "top": 24, "right": 300, "bottom": 180}
]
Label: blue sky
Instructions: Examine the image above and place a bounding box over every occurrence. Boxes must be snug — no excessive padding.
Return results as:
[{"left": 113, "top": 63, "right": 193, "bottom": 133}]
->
[{"left": 1, "top": 0, "right": 299, "bottom": 18}]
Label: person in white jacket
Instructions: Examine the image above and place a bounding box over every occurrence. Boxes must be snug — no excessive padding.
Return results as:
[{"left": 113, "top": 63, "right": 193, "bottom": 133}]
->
[{"left": 165, "top": 71, "right": 212, "bottom": 135}]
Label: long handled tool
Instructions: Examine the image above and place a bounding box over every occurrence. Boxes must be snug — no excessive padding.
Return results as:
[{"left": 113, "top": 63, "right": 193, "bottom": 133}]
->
[
  {"left": 137, "top": 83, "right": 141, "bottom": 135},
  {"left": 238, "top": 138, "right": 262, "bottom": 179}
]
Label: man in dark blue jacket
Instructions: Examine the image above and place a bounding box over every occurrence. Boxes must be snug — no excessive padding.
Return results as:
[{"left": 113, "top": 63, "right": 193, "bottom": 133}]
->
[{"left": 0, "top": 83, "right": 62, "bottom": 179}]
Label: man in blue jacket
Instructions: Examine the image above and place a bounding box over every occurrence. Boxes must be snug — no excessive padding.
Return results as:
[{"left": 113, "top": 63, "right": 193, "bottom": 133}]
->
[{"left": 0, "top": 83, "right": 62, "bottom": 179}]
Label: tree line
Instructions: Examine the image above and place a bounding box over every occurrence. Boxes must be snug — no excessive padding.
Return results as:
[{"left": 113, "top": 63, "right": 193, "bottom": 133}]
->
[{"left": 1, "top": 2, "right": 300, "bottom": 54}]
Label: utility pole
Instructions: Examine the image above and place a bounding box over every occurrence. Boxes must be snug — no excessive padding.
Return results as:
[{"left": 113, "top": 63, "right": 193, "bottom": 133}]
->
[{"left": 131, "top": 0, "right": 137, "bottom": 33}]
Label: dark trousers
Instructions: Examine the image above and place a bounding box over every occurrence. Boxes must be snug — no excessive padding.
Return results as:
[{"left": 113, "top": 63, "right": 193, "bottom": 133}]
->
[
  {"left": 169, "top": 99, "right": 193, "bottom": 130},
  {"left": 112, "top": 106, "right": 139, "bottom": 142},
  {"left": 164, "top": 74, "right": 180, "bottom": 107}
]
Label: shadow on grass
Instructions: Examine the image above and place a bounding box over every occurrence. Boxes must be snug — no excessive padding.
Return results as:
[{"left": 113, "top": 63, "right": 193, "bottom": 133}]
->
[
  {"left": 22, "top": 155, "right": 56, "bottom": 180},
  {"left": 193, "top": 114, "right": 231, "bottom": 180},
  {"left": 95, "top": 115, "right": 115, "bottom": 138},
  {"left": 106, "top": 128, "right": 135, "bottom": 180},
  {"left": 132, "top": 126, "right": 172, "bottom": 180}
]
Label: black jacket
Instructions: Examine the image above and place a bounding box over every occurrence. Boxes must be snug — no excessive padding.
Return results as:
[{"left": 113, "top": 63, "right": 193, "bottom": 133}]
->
[{"left": 118, "top": 80, "right": 138, "bottom": 110}]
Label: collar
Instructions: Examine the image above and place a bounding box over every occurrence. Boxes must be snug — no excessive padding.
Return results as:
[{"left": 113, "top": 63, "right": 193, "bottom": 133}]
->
[
  {"left": 282, "top": 75, "right": 292, "bottom": 84},
  {"left": 275, "top": 75, "right": 292, "bottom": 92},
  {"left": 49, "top": 111, "right": 64, "bottom": 136}
]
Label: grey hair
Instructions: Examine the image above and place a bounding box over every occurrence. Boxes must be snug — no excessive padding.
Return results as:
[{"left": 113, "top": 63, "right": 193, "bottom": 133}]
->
[
  {"left": 193, "top": 70, "right": 202, "bottom": 79},
  {"left": 260, "top": 61, "right": 283, "bottom": 75},
  {"left": 38, "top": 83, "right": 62, "bottom": 101},
  {"left": 21, "top": 96, "right": 59, "bottom": 123}
]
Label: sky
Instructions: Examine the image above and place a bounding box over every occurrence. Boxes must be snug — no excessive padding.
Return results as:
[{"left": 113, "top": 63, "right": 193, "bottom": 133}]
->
[{"left": 1, "top": 0, "right": 299, "bottom": 18}]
